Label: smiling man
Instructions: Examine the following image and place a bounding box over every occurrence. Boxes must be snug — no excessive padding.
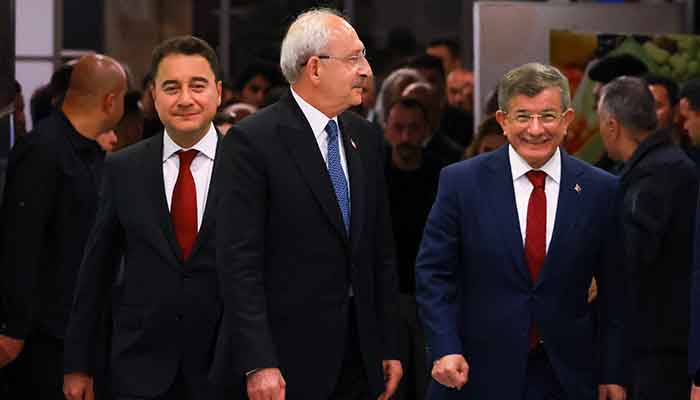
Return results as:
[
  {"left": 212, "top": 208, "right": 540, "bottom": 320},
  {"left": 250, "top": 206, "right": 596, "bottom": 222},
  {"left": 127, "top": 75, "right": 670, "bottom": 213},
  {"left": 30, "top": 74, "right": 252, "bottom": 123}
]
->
[
  {"left": 215, "top": 8, "right": 402, "bottom": 400},
  {"left": 416, "top": 63, "right": 626, "bottom": 400},
  {"left": 62, "top": 36, "right": 240, "bottom": 400}
]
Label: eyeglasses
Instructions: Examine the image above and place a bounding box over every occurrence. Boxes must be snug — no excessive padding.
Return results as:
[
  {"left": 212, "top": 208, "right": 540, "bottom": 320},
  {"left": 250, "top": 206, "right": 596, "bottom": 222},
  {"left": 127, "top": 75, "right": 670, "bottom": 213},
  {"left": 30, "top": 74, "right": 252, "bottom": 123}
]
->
[
  {"left": 504, "top": 111, "right": 566, "bottom": 127},
  {"left": 301, "top": 48, "right": 368, "bottom": 67}
]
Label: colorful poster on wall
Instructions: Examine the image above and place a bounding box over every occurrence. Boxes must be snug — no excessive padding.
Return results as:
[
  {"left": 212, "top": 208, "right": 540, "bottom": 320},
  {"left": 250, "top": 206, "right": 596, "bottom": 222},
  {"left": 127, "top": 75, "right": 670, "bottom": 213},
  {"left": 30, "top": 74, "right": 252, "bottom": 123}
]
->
[{"left": 550, "top": 30, "right": 698, "bottom": 163}]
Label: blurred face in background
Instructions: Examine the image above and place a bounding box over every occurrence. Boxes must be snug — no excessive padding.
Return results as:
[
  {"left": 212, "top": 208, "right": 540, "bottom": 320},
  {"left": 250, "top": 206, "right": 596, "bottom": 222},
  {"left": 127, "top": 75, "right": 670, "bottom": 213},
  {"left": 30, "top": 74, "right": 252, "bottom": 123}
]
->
[
  {"left": 680, "top": 98, "right": 700, "bottom": 146},
  {"left": 385, "top": 103, "right": 429, "bottom": 165},
  {"left": 648, "top": 84, "right": 673, "bottom": 129},
  {"left": 446, "top": 69, "right": 474, "bottom": 112}
]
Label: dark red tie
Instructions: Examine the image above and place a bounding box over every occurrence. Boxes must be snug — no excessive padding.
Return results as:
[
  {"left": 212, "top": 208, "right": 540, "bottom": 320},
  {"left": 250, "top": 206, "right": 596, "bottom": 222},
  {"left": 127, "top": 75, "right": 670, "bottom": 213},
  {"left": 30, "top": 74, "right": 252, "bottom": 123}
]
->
[
  {"left": 171, "top": 150, "right": 198, "bottom": 261},
  {"left": 525, "top": 170, "right": 546, "bottom": 349}
]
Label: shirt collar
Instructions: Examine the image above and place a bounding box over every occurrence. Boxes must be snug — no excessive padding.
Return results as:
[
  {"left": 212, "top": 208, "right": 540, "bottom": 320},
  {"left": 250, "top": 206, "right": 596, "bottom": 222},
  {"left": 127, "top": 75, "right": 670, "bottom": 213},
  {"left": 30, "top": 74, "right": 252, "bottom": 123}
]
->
[
  {"left": 162, "top": 123, "right": 218, "bottom": 162},
  {"left": 508, "top": 144, "right": 561, "bottom": 184},
  {"left": 290, "top": 87, "right": 339, "bottom": 141}
]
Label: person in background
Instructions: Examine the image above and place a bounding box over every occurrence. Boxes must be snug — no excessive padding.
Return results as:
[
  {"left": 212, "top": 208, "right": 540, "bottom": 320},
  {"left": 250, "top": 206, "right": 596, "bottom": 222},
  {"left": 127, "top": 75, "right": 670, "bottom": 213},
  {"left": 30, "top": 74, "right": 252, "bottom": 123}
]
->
[
  {"left": 140, "top": 72, "right": 165, "bottom": 139},
  {"left": 598, "top": 76, "right": 698, "bottom": 400},
  {"left": 446, "top": 68, "right": 474, "bottom": 115},
  {"left": 0, "top": 53, "right": 127, "bottom": 399},
  {"left": 679, "top": 78, "right": 700, "bottom": 175},
  {"left": 426, "top": 38, "right": 462, "bottom": 77},
  {"left": 232, "top": 62, "right": 282, "bottom": 108},
  {"left": 384, "top": 97, "right": 441, "bottom": 400},
  {"left": 463, "top": 115, "right": 507, "bottom": 159}
]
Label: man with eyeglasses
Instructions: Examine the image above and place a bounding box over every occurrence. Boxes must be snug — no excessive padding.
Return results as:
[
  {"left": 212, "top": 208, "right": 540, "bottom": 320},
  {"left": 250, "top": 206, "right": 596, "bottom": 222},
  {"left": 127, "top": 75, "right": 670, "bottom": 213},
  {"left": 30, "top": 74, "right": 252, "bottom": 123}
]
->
[
  {"left": 416, "top": 62, "right": 626, "bottom": 399},
  {"left": 214, "top": 7, "right": 402, "bottom": 400},
  {"left": 598, "top": 76, "right": 698, "bottom": 400}
]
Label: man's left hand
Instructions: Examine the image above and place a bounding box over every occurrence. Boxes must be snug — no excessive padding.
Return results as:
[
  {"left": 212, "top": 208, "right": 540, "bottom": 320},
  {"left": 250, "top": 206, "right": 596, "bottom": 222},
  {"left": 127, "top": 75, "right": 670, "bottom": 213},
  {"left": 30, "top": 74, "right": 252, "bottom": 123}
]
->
[
  {"left": 377, "top": 359, "right": 402, "bottom": 400},
  {"left": 598, "top": 384, "right": 626, "bottom": 400}
]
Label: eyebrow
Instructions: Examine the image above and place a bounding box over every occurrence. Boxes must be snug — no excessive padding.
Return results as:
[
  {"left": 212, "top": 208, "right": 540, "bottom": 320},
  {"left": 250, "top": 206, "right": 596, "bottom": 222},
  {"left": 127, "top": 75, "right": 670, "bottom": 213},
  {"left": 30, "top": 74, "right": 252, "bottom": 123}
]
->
[{"left": 160, "top": 76, "right": 210, "bottom": 87}]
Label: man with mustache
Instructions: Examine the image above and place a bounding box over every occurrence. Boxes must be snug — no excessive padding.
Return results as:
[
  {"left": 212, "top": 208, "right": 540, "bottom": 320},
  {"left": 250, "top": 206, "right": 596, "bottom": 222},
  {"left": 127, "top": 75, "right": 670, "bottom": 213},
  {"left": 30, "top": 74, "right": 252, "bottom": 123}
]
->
[
  {"left": 384, "top": 97, "right": 441, "bottom": 400},
  {"left": 416, "top": 63, "right": 626, "bottom": 399},
  {"left": 215, "top": 7, "right": 402, "bottom": 400}
]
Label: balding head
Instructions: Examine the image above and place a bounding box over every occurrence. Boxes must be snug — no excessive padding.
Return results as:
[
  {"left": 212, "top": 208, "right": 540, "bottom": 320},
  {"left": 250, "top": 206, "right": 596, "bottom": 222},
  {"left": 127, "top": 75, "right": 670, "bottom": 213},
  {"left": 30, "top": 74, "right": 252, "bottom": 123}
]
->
[{"left": 62, "top": 54, "right": 128, "bottom": 135}]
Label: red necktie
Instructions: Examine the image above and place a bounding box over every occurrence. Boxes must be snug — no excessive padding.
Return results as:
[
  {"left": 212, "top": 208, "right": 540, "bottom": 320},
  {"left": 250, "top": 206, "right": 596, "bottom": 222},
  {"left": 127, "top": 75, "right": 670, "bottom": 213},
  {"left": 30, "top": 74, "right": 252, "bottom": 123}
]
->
[
  {"left": 171, "top": 150, "right": 198, "bottom": 261},
  {"left": 525, "top": 170, "right": 546, "bottom": 349}
]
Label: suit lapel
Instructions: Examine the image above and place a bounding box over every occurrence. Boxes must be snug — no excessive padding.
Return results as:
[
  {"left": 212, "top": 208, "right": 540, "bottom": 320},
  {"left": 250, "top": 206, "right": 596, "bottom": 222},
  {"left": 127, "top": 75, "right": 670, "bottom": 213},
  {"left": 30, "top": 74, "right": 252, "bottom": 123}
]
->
[
  {"left": 276, "top": 93, "right": 348, "bottom": 242},
  {"left": 339, "top": 114, "right": 365, "bottom": 254},
  {"left": 536, "top": 150, "right": 585, "bottom": 287},
  {"left": 143, "top": 134, "right": 184, "bottom": 264},
  {"left": 484, "top": 146, "right": 531, "bottom": 283},
  {"left": 188, "top": 133, "right": 221, "bottom": 260}
]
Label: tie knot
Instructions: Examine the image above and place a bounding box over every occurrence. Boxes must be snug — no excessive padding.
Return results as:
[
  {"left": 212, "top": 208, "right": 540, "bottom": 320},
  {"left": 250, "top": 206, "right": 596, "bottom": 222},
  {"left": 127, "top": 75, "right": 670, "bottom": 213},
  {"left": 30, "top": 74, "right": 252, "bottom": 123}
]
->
[
  {"left": 325, "top": 120, "right": 339, "bottom": 141},
  {"left": 526, "top": 170, "right": 546, "bottom": 189},
  {"left": 178, "top": 149, "right": 198, "bottom": 168}
]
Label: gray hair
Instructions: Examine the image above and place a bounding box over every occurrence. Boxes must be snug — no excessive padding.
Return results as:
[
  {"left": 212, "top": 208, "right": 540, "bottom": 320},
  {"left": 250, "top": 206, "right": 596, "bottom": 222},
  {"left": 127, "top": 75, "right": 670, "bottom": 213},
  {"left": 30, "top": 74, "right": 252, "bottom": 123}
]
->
[
  {"left": 279, "top": 8, "right": 344, "bottom": 84},
  {"left": 373, "top": 68, "right": 426, "bottom": 128},
  {"left": 497, "top": 62, "right": 571, "bottom": 112},
  {"left": 599, "top": 76, "right": 657, "bottom": 134}
]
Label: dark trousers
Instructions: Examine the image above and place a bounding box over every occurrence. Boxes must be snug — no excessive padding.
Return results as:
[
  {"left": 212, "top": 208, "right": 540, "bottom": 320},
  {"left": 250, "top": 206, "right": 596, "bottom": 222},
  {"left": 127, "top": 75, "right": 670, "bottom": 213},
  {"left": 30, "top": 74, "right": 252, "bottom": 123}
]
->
[
  {"left": 522, "top": 345, "right": 566, "bottom": 400},
  {"left": 114, "top": 370, "right": 189, "bottom": 400},
  {"left": 395, "top": 294, "right": 428, "bottom": 400},
  {"left": 329, "top": 300, "right": 372, "bottom": 400},
  {"left": 629, "top": 352, "right": 689, "bottom": 400},
  {"left": 4, "top": 331, "right": 64, "bottom": 400}
]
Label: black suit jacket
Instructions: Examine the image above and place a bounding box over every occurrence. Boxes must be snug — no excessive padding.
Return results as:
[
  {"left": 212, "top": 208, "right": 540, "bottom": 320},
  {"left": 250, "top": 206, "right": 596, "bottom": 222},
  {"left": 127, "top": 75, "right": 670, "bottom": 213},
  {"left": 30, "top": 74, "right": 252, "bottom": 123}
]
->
[
  {"left": 63, "top": 133, "right": 238, "bottom": 399},
  {"left": 619, "top": 130, "right": 699, "bottom": 358},
  {"left": 214, "top": 91, "right": 400, "bottom": 399},
  {"left": 0, "top": 111, "right": 104, "bottom": 340}
]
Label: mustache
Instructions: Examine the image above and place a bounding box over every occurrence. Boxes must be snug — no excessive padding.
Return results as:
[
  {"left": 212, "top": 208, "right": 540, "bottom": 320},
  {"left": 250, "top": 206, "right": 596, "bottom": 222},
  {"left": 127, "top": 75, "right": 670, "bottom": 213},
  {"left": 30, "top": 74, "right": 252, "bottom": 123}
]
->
[{"left": 520, "top": 133, "right": 552, "bottom": 144}]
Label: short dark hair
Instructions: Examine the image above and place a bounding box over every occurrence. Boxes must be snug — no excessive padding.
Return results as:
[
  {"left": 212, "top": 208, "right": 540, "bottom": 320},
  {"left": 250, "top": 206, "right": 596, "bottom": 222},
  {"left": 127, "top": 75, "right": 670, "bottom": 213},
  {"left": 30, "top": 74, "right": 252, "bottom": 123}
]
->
[
  {"left": 407, "top": 54, "right": 446, "bottom": 82},
  {"left": 386, "top": 97, "right": 429, "bottom": 124},
  {"left": 681, "top": 78, "right": 700, "bottom": 112},
  {"left": 14, "top": 80, "right": 21, "bottom": 94},
  {"left": 427, "top": 38, "right": 460, "bottom": 59},
  {"left": 213, "top": 111, "right": 236, "bottom": 126},
  {"left": 643, "top": 73, "right": 679, "bottom": 106},
  {"left": 234, "top": 62, "right": 282, "bottom": 91},
  {"left": 150, "top": 35, "right": 221, "bottom": 82},
  {"left": 599, "top": 76, "right": 657, "bottom": 134}
]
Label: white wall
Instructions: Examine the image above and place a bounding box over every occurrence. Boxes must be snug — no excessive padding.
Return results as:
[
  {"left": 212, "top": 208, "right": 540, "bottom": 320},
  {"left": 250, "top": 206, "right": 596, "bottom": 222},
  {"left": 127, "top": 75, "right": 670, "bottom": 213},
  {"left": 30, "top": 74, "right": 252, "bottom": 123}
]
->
[{"left": 15, "top": 0, "right": 56, "bottom": 132}]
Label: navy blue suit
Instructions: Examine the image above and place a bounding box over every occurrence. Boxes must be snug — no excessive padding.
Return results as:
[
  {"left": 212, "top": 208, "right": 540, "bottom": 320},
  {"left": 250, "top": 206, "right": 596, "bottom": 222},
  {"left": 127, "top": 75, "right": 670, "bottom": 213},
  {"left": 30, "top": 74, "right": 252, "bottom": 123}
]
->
[{"left": 415, "top": 146, "right": 624, "bottom": 399}]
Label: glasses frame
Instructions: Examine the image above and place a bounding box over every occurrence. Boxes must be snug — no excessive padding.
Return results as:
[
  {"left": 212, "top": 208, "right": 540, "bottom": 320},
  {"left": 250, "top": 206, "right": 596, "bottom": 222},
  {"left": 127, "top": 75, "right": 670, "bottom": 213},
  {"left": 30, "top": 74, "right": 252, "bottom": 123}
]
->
[
  {"left": 502, "top": 109, "right": 570, "bottom": 127},
  {"left": 301, "top": 48, "right": 367, "bottom": 67}
]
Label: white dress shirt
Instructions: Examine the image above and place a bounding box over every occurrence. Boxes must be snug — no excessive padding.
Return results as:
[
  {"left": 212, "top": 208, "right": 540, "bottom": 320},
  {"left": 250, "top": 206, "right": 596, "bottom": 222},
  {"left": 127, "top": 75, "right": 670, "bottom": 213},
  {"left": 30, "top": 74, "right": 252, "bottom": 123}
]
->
[
  {"left": 290, "top": 88, "right": 350, "bottom": 190},
  {"left": 509, "top": 145, "right": 561, "bottom": 252},
  {"left": 162, "top": 124, "right": 217, "bottom": 230}
]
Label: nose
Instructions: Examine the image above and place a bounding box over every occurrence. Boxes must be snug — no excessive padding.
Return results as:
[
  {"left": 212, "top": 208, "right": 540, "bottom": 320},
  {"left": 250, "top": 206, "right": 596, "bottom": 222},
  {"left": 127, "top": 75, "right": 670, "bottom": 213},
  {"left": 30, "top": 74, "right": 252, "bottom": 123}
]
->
[
  {"left": 358, "top": 57, "right": 372, "bottom": 78},
  {"left": 178, "top": 88, "right": 194, "bottom": 106},
  {"left": 527, "top": 116, "right": 545, "bottom": 135}
]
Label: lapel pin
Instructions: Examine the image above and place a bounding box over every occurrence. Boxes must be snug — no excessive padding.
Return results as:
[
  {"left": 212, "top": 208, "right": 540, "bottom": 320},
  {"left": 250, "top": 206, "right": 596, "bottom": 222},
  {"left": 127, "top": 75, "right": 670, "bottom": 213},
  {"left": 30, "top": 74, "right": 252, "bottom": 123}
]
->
[
  {"left": 350, "top": 138, "right": 358, "bottom": 150},
  {"left": 574, "top": 183, "right": 582, "bottom": 193}
]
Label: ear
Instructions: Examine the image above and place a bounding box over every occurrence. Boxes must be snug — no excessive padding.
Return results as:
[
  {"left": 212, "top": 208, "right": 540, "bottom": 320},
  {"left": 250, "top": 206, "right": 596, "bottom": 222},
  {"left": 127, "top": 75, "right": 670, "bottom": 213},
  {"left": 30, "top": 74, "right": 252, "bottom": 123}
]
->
[
  {"left": 305, "top": 57, "right": 322, "bottom": 86},
  {"left": 104, "top": 93, "right": 116, "bottom": 114},
  {"left": 495, "top": 110, "right": 508, "bottom": 134},
  {"left": 216, "top": 80, "right": 223, "bottom": 107}
]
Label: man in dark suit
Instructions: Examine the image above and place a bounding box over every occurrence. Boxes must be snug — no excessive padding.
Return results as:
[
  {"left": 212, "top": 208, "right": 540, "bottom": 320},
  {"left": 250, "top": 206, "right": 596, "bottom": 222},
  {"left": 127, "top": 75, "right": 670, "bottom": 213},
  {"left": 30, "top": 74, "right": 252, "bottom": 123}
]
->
[
  {"left": 214, "top": 8, "right": 402, "bottom": 400},
  {"left": 62, "top": 36, "right": 237, "bottom": 400},
  {"left": 598, "top": 76, "right": 699, "bottom": 399},
  {"left": 415, "top": 63, "right": 626, "bottom": 399},
  {"left": 0, "top": 54, "right": 127, "bottom": 399}
]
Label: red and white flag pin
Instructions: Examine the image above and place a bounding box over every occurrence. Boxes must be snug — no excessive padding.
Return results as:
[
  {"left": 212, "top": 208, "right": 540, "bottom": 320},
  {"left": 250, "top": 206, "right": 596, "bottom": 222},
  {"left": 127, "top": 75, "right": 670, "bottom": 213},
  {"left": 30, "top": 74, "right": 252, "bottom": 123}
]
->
[{"left": 350, "top": 138, "right": 358, "bottom": 150}]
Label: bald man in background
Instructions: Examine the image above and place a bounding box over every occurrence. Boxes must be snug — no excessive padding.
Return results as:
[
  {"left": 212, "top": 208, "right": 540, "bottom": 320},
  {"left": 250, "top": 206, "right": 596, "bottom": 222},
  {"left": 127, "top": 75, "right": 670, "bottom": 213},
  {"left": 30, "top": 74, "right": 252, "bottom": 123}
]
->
[{"left": 0, "top": 54, "right": 127, "bottom": 399}]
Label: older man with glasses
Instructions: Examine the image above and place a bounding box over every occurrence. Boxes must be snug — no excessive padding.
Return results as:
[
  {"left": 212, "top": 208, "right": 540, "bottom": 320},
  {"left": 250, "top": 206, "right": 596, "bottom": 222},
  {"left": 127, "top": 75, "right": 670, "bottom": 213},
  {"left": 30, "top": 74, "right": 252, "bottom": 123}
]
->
[
  {"left": 214, "top": 7, "right": 402, "bottom": 400},
  {"left": 416, "top": 62, "right": 626, "bottom": 400}
]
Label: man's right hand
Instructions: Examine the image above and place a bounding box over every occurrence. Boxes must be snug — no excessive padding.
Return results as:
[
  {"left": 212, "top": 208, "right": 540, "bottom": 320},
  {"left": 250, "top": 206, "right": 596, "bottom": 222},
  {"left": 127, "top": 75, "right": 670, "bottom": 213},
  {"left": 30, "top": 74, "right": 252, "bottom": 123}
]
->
[
  {"left": 0, "top": 335, "right": 24, "bottom": 368},
  {"left": 247, "top": 368, "right": 286, "bottom": 400},
  {"left": 63, "top": 372, "right": 94, "bottom": 400},
  {"left": 431, "top": 354, "right": 469, "bottom": 390}
]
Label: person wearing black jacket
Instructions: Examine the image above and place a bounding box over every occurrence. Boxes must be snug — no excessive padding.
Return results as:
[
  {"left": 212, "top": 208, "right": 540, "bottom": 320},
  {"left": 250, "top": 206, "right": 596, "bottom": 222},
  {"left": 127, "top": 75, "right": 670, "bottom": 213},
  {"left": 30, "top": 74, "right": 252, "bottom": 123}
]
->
[
  {"left": 0, "top": 54, "right": 127, "bottom": 399},
  {"left": 598, "top": 77, "right": 699, "bottom": 399}
]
